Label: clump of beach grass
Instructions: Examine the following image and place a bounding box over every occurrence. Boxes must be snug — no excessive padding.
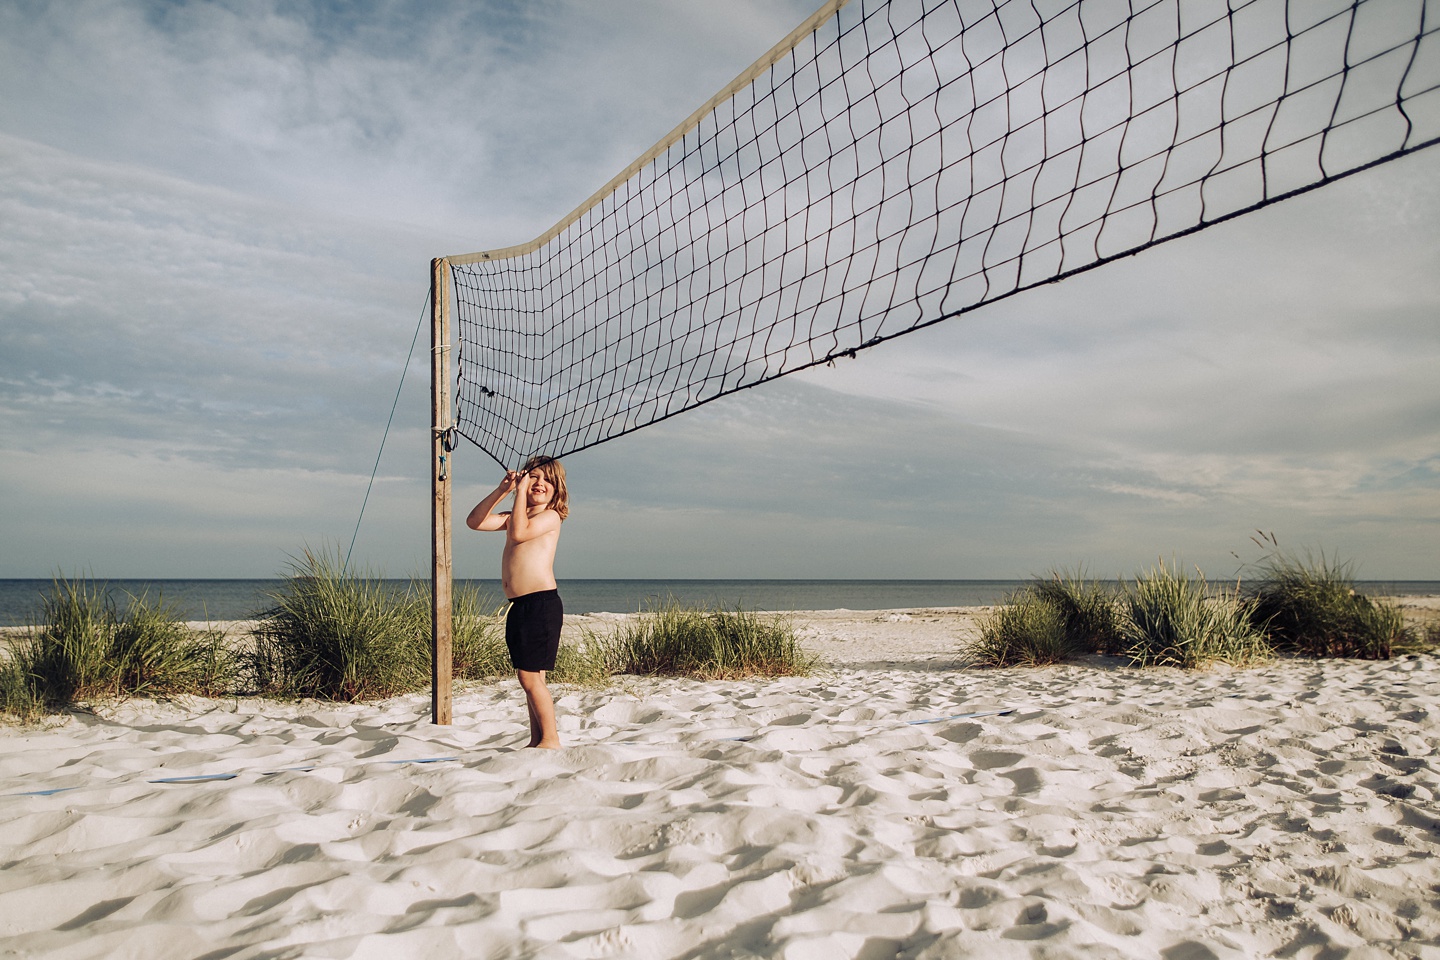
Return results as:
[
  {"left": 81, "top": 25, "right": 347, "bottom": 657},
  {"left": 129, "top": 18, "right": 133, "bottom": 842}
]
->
[
  {"left": 970, "top": 569, "right": 1120, "bottom": 666},
  {"left": 449, "top": 584, "right": 511, "bottom": 680},
  {"left": 1030, "top": 569, "right": 1123, "bottom": 654},
  {"left": 1248, "top": 551, "right": 1402, "bottom": 659},
  {"left": 249, "top": 551, "right": 429, "bottom": 701},
  {"left": 549, "top": 637, "right": 615, "bottom": 687},
  {"left": 249, "top": 549, "right": 516, "bottom": 700},
  {"left": 0, "top": 646, "right": 42, "bottom": 720},
  {"left": 1407, "top": 619, "right": 1440, "bottom": 655},
  {"left": 109, "top": 593, "right": 234, "bottom": 697},
  {"left": 0, "top": 576, "right": 233, "bottom": 717},
  {"left": 972, "top": 591, "right": 1074, "bottom": 666},
  {"left": 1120, "top": 561, "right": 1271, "bottom": 668},
  {"left": 592, "top": 602, "right": 814, "bottom": 679}
]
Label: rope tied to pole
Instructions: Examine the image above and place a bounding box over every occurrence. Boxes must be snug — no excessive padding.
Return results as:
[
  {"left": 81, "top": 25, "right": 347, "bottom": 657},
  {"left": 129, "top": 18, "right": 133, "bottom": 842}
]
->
[
  {"left": 436, "top": 425, "right": 457, "bottom": 482},
  {"left": 344, "top": 288, "right": 430, "bottom": 575}
]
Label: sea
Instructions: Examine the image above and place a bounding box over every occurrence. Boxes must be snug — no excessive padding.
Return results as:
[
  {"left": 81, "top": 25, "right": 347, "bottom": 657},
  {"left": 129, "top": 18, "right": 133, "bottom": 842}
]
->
[{"left": 1, "top": 578, "right": 1437, "bottom": 627}]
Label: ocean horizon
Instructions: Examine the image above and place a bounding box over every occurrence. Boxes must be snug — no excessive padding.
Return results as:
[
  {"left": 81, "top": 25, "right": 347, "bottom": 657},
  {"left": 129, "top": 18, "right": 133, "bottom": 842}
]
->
[{"left": 2, "top": 577, "right": 1438, "bottom": 627}]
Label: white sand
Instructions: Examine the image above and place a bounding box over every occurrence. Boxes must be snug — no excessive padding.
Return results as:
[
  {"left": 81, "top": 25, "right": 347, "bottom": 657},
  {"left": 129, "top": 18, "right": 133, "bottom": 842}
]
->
[{"left": 3, "top": 608, "right": 1440, "bottom": 959}]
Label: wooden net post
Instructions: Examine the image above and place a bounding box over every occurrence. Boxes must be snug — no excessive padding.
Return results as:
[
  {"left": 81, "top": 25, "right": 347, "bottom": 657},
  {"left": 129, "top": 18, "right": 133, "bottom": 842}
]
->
[{"left": 430, "top": 257, "right": 453, "bottom": 725}]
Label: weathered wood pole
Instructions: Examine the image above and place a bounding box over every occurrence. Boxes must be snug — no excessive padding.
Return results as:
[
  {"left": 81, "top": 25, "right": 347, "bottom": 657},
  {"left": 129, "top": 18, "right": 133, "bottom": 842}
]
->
[{"left": 430, "top": 257, "right": 453, "bottom": 725}]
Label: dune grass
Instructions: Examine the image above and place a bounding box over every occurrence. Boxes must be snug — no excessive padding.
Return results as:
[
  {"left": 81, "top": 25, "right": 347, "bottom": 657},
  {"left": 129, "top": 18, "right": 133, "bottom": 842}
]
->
[
  {"left": 971, "top": 570, "right": 1121, "bottom": 666},
  {"left": 449, "top": 585, "right": 513, "bottom": 680},
  {"left": 1030, "top": 569, "right": 1123, "bottom": 655},
  {"left": 0, "top": 657, "right": 37, "bottom": 719},
  {"left": 0, "top": 577, "right": 232, "bottom": 718},
  {"left": 250, "top": 552, "right": 428, "bottom": 700},
  {"left": 972, "top": 590, "right": 1074, "bottom": 666},
  {"left": 1404, "top": 619, "right": 1440, "bottom": 655},
  {"left": 590, "top": 601, "right": 815, "bottom": 679},
  {"left": 1120, "top": 562, "right": 1271, "bottom": 668},
  {"left": 250, "top": 549, "right": 512, "bottom": 701},
  {"left": 1248, "top": 552, "right": 1403, "bottom": 659},
  {"left": 973, "top": 563, "right": 1276, "bottom": 670},
  {"left": 548, "top": 637, "right": 616, "bottom": 687}
]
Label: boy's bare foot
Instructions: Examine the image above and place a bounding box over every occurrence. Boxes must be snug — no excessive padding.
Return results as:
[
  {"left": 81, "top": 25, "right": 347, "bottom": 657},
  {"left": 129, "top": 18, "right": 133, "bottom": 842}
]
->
[{"left": 527, "top": 739, "right": 561, "bottom": 750}]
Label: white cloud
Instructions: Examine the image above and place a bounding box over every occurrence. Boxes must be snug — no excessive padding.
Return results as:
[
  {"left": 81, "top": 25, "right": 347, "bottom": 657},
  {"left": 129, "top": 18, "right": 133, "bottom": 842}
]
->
[
  {"left": 0, "top": 0, "right": 820, "bottom": 237},
  {"left": 0, "top": 134, "right": 442, "bottom": 467}
]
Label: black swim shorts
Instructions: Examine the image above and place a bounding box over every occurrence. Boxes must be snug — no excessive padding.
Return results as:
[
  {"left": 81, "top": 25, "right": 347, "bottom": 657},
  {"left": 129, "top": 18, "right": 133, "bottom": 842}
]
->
[{"left": 505, "top": 589, "right": 563, "bottom": 672}]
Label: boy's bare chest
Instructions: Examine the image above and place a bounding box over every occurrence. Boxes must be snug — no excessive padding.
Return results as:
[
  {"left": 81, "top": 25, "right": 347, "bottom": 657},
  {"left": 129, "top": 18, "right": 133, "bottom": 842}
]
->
[{"left": 504, "top": 530, "right": 559, "bottom": 558}]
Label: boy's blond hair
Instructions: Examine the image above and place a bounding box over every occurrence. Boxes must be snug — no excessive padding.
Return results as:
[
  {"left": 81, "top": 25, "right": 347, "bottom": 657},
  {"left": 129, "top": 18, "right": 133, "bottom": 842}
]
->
[{"left": 522, "top": 455, "right": 569, "bottom": 520}]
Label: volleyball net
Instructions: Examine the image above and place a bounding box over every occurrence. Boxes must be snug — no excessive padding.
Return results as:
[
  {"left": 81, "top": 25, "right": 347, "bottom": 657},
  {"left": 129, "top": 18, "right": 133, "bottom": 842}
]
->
[{"left": 446, "top": 0, "right": 1439, "bottom": 467}]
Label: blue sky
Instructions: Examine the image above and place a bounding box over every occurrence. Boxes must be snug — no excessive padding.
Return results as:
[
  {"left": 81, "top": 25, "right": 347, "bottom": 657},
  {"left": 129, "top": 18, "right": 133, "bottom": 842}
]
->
[{"left": 1, "top": 0, "right": 1437, "bottom": 582}]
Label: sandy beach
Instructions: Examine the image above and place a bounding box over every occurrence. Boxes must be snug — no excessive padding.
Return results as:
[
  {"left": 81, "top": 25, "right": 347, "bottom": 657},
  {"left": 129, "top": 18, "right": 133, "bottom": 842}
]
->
[{"left": 3, "top": 606, "right": 1439, "bottom": 959}]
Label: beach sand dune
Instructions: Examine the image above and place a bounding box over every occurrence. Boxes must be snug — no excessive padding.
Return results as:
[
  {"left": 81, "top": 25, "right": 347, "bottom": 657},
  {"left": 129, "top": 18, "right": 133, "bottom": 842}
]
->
[{"left": 2, "top": 611, "right": 1439, "bottom": 958}]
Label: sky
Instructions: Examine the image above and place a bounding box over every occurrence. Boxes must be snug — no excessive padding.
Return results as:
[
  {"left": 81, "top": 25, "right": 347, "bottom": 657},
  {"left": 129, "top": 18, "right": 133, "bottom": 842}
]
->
[{"left": 0, "top": 0, "right": 1437, "bottom": 583}]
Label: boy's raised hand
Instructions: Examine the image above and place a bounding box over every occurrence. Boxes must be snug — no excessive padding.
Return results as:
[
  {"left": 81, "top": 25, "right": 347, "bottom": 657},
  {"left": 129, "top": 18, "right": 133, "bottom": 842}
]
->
[{"left": 467, "top": 471, "right": 524, "bottom": 532}]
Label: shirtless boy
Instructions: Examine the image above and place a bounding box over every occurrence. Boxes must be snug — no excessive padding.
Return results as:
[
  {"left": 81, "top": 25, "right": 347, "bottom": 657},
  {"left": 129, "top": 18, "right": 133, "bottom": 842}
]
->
[{"left": 466, "top": 455, "right": 568, "bottom": 749}]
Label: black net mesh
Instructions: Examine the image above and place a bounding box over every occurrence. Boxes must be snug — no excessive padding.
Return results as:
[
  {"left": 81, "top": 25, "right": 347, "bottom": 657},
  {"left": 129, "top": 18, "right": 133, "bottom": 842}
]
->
[{"left": 451, "top": 0, "right": 1439, "bottom": 467}]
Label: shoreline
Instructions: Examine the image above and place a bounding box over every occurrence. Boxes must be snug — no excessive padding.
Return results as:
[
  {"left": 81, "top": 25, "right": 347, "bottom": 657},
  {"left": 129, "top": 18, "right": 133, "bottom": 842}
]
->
[{"left": 4, "top": 596, "right": 1436, "bottom": 666}]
